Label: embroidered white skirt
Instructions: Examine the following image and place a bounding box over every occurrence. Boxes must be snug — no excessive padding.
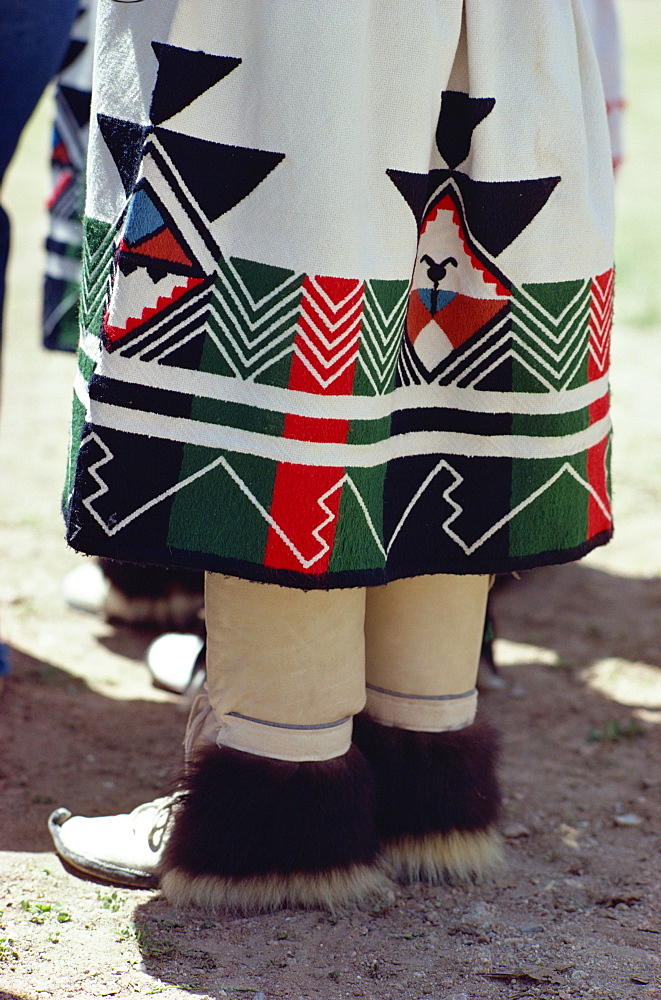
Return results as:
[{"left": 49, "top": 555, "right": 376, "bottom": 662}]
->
[{"left": 65, "top": 0, "right": 615, "bottom": 587}]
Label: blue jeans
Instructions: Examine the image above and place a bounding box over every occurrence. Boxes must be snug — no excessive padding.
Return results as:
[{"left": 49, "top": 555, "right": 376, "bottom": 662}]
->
[{"left": 0, "top": 0, "right": 78, "bottom": 357}]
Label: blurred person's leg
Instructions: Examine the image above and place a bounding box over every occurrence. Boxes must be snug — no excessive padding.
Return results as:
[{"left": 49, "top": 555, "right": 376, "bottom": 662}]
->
[
  {"left": 0, "top": 0, "right": 78, "bottom": 355},
  {"left": 0, "top": 0, "right": 79, "bottom": 676}
]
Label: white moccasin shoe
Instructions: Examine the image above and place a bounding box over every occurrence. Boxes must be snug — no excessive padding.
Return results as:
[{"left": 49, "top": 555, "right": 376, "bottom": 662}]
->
[
  {"left": 146, "top": 632, "right": 205, "bottom": 695},
  {"left": 48, "top": 796, "right": 179, "bottom": 887}
]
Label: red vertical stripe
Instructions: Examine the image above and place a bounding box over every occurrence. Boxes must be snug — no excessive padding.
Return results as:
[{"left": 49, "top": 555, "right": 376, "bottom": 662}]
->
[
  {"left": 586, "top": 270, "right": 613, "bottom": 539},
  {"left": 264, "top": 276, "right": 364, "bottom": 574}
]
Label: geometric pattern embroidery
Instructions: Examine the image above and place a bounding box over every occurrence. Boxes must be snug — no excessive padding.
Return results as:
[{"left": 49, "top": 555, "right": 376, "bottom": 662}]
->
[
  {"left": 292, "top": 276, "right": 364, "bottom": 391},
  {"left": 357, "top": 280, "right": 409, "bottom": 395},
  {"left": 42, "top": 3, "right": 94, "bottom": 354},
  {"left": 80, "top": 219, "right": 115, "bottom": 343},
  {"left": 589, "top": 269, "right": 614, "bottom": 378},
  {"left": 510, "top": 280, "right": 592, "bottom": 391},
  {"left": 67, "top": 70, "right": 614, "bottom": 588},
  {"left": 161, "top": 256, "right": 304, "bottom": 381}
]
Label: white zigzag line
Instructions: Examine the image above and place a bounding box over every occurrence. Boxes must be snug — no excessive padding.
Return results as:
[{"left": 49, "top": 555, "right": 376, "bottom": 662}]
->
[
  {"left": 281, "top": 474, "right": 385, "bottom": 569},
  {"left": 357, "top": 322, "right": 403, "bottom": 390},
  {"left": 515, "top": 280, "right": 591, "bottom": 327},
  {"left": 363, "top": 284, "right": 410, "bottom": 330},
  {"left": 80, "top": 436, "right": 381, "bottom": 568},
  {"left": 211, "top": 278, "right": 302, "bottom": 345},
  {"left": 511, "top": 306, "right": 589, "bottom": 361},
  {"left": 357, "top": 350, "right": 399, "bottom": 395},
  {"left": 589, "top": 303, "right": 612, "bottom": 349},
  {"left": 293, "top": 344, "right": 360, "bottom": 389},
  {"left": 80, "top": 432, "right": 611, "bottom": 566},
  {"left": 590, "top": 290, "right": 613, "bottom": 322},
  {"left": 387, "top": 457, "right": 611, "bottom": 557},
  {"left": 361, "top": 298, "right": 407, "bottom": 359},
  {"left": 205, "top": 321, "right": 297, "bottom": 377},
  {"left": 589, "top": 316, "right": 611, "bottom": 341},
  {"left": 510, "top": 328, "right": 589, "bottom": 384},
  {"left": 81, "top": 257, "right": 111, "bottom": 309},
  {"left": 306, "top": 277, "right": 363, "bottom": 314},
  {"left": 445, "top": 461, "right": 611, "bottom": 554},
  {"left": 207, "top": 298, "right": 300, "bottom": 360},
  {"left": 222, "top": 257, "right": 301, "bottom": 312},
  {"left": 299, "top": 295, "right": 364, "bottom": 343},
  {"left": 295, "top": 327, "right": 361, "bottom": 369},
  {"left": 360, "top": 337, "right": 400, "bottom": 373},
  {"left": 464, "top": 341, "right": 587, "bottom": 393},
  {"left": 80, "top": 433, "right": 242, "bottom": 539},
  {"left": 298, "top": 314, "right": 363, "bottom": 357},
  {"left": 363, "top": 300, "right": 406, "bottom": 361},
  {"left": 587, "top": 344, "right": 609, "bottom": 374},
  {"left": 593, "top": 271, "right": 614, "bottom": 299}
]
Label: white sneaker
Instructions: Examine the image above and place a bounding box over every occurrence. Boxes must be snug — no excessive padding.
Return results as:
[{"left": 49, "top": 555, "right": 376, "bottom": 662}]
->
[
  {"left": 48, "top": 796, "right": 179, "bottom": 887},
  {"left": 146, "top": 633, "right": 205, "bottom": 695}
]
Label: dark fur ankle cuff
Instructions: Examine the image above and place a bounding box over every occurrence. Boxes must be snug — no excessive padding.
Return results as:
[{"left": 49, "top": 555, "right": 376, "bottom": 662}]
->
[
  {"left": 160, "top": 743, "right": 387, "bottom": 912},
  {"left": 352, "top": 713, "right": 502, "bottom": 881}
]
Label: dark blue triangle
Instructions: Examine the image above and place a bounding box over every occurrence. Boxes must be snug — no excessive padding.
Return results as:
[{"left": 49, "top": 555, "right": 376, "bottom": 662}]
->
[
  {"left": 155, "top": 126, "right": 285, "bottom": 220},
  {"left": 150, "top": 44, "right": 242, "bottom": 126},
  {"left": 59, "top": 85, "right": 91, "bottom": 129},
  {"left": 97, "top": 115, "right": 150, "bottom": 196},
  {"left": 455, "top": 173, "right": 560, "bottom": 256}
]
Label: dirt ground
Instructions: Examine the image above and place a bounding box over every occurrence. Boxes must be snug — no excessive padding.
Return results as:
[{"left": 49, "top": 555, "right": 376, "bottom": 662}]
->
[{"left": 1, "top": 8, "right": 661, "bottom": 1000}]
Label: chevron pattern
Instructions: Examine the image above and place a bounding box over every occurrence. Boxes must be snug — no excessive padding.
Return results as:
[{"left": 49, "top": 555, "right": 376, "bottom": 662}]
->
[
  {"left": 588, "top": 269, "right": 614, "bottom": 377},
  {"left": 397, "top": 303, "right": 511, "bottom": 387},
  {"left": 190, "top": 255, "right": 305, "bottom": 380},
  {"left": 509, "top": 280, "right": 592, "bottom": 391},
  {"left": 79, "top": 219, "right": 115, "bottom": 346},
  {"left": 357, "top": 279, "right": 409, "bottom": 394},
  {"left": 292, "top": 276, "right": 364, "bottom": 391}
]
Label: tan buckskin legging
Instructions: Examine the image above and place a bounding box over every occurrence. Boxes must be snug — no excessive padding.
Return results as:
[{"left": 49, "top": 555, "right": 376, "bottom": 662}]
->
[{"left": 185, "top": 573, "right": 490, "bottom": 763}]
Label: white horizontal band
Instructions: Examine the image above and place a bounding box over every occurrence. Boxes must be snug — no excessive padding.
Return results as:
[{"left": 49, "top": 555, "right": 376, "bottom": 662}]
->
[
  {"left": 365, "top": 686, "right": 478, "bottom": 732},
  {"left": 86, "top": 396, "right": 611, "bottom": 466},
  {"left": 102, "top": 349, "right": 610, "bottom": 419}
]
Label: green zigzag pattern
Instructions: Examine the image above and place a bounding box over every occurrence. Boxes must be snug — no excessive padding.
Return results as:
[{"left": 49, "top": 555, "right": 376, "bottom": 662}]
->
[
  {"left": 200, "top": 255, "right": 305, "bottom": 384},
  {"left": 355, "top": 279, "right": 409, "bottom": 395},
  {"left": 79, "top": 218, "right": 115, "bottom": 345},
  {"left": 510, "top": 279, "right": 592, "bottom": 391}
]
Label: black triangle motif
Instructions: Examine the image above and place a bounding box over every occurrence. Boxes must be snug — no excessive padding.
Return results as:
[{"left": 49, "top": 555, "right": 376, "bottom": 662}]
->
[
  {"left": 436, "top": 92, "right": 495, "bottom": 169},
  {"left": 386, "top": 169, "right": 430, "bottom": 228},
  {"left": 150, "top": 43, "right": 242, "bottom": 126},
  {"left": 455, "top": 174, "right": 560, "bottom": 256},
  {"left": 59, "top": 85, "right": 92, "bottom": 129},
  {"left": 98, "top": 115, "right": 151, "bottom": 196},
  {"left": 59, "top": 38, "right": 85, "bottom": 74},
  {"left": 155, "top": 126, "right": 285, "bottom": 221}
]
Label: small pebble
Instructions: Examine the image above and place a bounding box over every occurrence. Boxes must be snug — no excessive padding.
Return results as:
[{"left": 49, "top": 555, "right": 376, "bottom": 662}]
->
[
  {"left": 504, "top": 823, "right": 531, "bottom": 839},
  {"left": 614, "top": 813, "right": 642, "bottom": 826}
]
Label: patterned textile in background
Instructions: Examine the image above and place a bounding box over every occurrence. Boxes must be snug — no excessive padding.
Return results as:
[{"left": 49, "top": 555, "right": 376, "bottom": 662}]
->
[
  {"left": 43, "top": 1, "right": 97, "bottom": 352},
  {"left": 65, "top": 0, "right": 615, "bottom": 589}
]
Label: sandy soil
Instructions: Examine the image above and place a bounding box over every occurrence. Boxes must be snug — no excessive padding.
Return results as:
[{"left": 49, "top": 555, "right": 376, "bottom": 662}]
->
[{"left": 1, "top": 13, "right": 661, "bottom": 1000}]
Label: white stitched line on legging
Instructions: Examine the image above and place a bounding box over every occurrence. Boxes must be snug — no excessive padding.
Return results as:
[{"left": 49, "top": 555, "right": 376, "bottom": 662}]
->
[
  {"left": 226, "top": 712, "right": 351, "bottom": 730},
  {"left": 365, "top": 684, "right": 477, "bottom": 701}
]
